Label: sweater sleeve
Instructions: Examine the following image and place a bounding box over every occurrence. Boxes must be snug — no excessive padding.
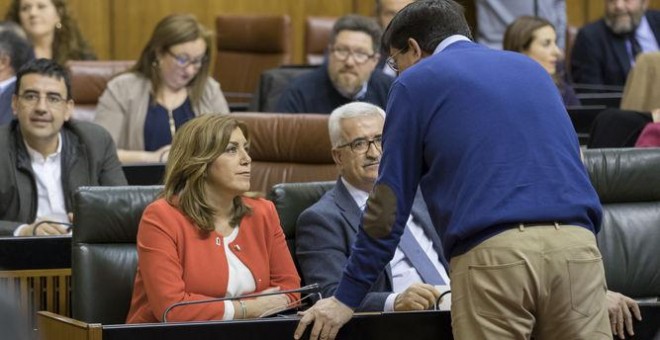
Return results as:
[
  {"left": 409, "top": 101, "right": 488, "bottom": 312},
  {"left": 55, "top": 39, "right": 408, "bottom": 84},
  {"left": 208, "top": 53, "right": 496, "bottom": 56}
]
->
[{"left": 136, "top": 202, "right": 226, "bottom": 322}]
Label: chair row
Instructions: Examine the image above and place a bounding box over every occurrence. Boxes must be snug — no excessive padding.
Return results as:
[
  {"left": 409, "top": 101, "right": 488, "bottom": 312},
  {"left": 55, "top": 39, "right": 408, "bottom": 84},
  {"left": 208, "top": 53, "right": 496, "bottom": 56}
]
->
[{"left": 71, "top": 147, "right": 660, "bottom": 325}]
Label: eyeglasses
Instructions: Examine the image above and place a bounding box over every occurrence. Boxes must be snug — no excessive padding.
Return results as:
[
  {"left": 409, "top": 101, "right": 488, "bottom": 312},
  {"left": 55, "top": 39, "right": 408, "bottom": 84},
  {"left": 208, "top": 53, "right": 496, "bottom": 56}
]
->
[
  {"left": 18, "top": 92, "right": 67, "bottom": 107},
  {"left": 337, "top": 136, "right": 383, "bottom": 154},
  {"left": 329, "top": 47, "right": 376, "bottom": 64},
  {"left": 166, "top": 50, "right": 208, "bottom": 68},
  {"left": 385, "top": 48, "right": 407, "bottom": 72}
]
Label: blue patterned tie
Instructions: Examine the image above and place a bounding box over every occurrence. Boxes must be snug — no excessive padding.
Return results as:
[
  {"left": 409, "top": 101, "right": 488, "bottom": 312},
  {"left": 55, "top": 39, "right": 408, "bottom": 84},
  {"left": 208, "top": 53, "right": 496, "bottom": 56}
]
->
[{"left": 398, "top": 225, "right": 445, "bottom": 285}]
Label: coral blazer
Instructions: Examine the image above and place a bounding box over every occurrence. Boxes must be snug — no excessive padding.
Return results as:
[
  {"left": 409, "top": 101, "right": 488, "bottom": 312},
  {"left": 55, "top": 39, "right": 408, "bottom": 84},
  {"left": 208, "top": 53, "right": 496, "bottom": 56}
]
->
[{"left": 126, "top": 197, "right": 300, "bottom": 323}]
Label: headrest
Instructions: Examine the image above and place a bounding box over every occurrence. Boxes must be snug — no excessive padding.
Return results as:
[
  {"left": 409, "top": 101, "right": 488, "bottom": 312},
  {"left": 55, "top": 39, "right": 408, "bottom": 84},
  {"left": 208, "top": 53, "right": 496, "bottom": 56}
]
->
[
  {"left": 216, "top": 15, "right": 290, "bottom": 53},
  {"left": 73, "top": 186, "right": 162, "bottom": 244},
  {"left": 583, "top": 148, "right": 660, "bottom": 203},
  {"left": 305, "top": 16, "right": 337, "bottom": 63},
  {"left": 67, "top": 60, "right": 134, "bottom": 103},
  {"left": 268, "top": 181, "right": 335, "bottom": 239},
  {"left": 234, "top": 113, "right": 334, "bottom": 164}
]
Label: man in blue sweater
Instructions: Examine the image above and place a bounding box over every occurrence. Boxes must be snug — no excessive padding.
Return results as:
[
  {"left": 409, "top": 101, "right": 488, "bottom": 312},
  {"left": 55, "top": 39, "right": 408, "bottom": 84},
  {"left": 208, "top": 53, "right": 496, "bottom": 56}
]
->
[{"left": 294, "top": 1, "right": 611, "bottom": 339}]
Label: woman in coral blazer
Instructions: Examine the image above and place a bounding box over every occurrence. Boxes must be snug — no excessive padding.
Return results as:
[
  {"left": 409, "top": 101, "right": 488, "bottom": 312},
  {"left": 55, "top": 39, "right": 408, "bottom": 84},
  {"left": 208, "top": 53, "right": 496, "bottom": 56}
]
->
[{"left": 126, "top": 114, "right": 300, "bottom": 323}]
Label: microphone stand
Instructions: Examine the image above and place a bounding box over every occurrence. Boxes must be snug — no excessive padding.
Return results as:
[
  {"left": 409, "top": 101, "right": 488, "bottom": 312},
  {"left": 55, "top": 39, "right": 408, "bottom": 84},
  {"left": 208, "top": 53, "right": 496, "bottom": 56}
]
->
[{"left": 162, "top": 283, "right": 320, "bottom": 323}]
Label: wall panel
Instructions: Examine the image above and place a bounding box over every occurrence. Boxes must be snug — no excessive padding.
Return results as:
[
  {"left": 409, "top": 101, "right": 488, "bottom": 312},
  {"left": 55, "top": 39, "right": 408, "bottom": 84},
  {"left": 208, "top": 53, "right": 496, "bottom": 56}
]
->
[{"left": 0, "top": 0, "right": 659, "bottom": 62}]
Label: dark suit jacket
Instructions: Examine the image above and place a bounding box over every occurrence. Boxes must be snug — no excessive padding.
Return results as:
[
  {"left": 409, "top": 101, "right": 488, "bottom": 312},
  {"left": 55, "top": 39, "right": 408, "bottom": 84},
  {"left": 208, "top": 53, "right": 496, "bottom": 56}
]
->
[
  {"left": 295, "top": 178, "right": 447, "bottom": 312},
  {"left": 0, "top": 120, "right": 127, "bottom": 235},
  {"left": 0, "top": 82, "right": 15, "bottom": 126},
  {"left": 274, "top": 63, "right": 393, "bottom": 114},
  {"left": 571, "top": 10, "right": 660, "bottom": 86}
]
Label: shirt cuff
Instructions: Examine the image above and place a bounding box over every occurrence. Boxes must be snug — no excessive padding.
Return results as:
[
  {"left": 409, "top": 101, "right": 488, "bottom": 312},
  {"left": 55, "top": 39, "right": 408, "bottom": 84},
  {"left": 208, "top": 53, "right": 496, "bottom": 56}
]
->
[
  {"left": 384, "top": 293, "right": 398, "bottom": 312},
  {"left": 13, "top": 224, "right": 29, "bottom": 237},
  {"left": 223, "top": 300, "right": 235, "bottom": 320}
]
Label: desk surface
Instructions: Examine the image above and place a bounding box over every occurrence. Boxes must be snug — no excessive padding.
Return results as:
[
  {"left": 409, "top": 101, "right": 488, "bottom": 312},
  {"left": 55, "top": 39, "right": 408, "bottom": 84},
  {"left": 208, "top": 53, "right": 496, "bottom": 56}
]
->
[{"left": 103, "top": 310, "right": 453, "bottom": 340}]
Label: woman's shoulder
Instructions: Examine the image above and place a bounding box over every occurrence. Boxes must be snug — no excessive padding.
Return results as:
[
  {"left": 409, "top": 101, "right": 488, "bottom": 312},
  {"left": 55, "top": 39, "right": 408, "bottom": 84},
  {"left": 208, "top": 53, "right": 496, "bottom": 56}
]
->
[
  {"left": 242, "top": 196, "right": 277, "bottom": 217},
  {"left": 107, "top": 72, "right": 149, "bottom": 88}
]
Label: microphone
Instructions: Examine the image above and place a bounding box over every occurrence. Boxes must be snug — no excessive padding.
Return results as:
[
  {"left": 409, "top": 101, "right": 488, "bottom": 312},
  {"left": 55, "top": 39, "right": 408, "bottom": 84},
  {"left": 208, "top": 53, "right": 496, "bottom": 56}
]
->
[{"left": 162, "top": 283, "right": 320, "bottom": 323}]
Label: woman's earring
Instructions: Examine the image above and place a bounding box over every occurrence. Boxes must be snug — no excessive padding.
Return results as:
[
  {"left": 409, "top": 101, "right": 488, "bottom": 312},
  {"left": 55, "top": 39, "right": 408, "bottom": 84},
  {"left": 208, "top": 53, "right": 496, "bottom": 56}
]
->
[{"left": 55, "top": 22, "right": 62, "bottom": 30}]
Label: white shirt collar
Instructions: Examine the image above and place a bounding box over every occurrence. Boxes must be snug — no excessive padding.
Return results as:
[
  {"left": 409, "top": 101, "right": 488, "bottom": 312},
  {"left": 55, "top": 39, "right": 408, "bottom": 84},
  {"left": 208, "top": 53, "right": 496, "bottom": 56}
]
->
[
  {"left": 24, "top": 133, "right": 63, "bottom": 162},
  {"left": 0, "top": 76, "right": 16, "bottom": 93},
  {"left": 340, "top": 177, "right": 370, "bottom": 210},
  {"left": 433, "top": 35, "right": 472, "bottom": 55}
]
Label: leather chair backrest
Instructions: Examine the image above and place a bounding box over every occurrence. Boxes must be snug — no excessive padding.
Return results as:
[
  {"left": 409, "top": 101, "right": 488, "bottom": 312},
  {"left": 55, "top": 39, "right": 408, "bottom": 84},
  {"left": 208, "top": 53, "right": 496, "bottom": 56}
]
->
[
  {"left": 249, "top": 65, "right": 318, "bottom": 112},
  {"left": 232, "top": 113, "right": 338, "bottom": 194},
  {"left": 67, "top": 60, "right": 134, "bottom": 122},
  {"left": 583, "top": 148, "right": 660, "bottom": 298},
  {"left": 72, "top": 185, "right": 162, "bottom": 324},
  {"left": 268, "top": 181, "right": 335, "bottom": 284},
  {"left": 304, "top": 16, "right": 336, "bottom": 65},
  {"left": 214, "top": 15, "right": 291, "bottom": 105}
]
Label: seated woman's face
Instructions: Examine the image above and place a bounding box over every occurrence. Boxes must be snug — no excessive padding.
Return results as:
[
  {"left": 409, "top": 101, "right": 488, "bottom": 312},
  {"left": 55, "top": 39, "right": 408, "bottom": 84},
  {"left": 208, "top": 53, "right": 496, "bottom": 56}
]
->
[
  {"left": 523, "top": 25, "right": 561, "bottom": 76},
  {"left": 206, "top": 128, "right": 252, "bottom": 198},
  {"left": 18, "top": 0, "right": 61, "bottom": 39},
  {"left": 158, "top": 37, "right": 207, "bottom": 91}
]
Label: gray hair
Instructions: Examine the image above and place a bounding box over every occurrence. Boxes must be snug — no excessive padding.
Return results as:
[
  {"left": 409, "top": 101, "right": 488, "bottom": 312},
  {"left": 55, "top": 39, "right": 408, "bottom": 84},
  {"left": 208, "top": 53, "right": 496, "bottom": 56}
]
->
[{"left": 328, "top": 102, "right": 386, "bottom": 148}]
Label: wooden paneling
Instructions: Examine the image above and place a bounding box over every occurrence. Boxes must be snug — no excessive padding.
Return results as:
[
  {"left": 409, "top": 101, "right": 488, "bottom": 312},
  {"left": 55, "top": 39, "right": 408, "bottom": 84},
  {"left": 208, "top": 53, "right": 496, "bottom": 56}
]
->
[{"left": 2, "top": 0, "right": 660, "bottom": 61}]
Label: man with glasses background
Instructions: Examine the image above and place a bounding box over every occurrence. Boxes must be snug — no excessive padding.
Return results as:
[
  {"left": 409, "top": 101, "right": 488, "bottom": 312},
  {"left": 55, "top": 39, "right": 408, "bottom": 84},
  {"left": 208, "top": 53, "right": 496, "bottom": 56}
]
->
[
  {"left": 296, "top": 102, "right": 450, "bottom": 313},
  {"left": 0, "top": 58, "right": 126, "bottom": 236},
  {"left": 275, "top": 15, "right": 393, "bottom": 114}
]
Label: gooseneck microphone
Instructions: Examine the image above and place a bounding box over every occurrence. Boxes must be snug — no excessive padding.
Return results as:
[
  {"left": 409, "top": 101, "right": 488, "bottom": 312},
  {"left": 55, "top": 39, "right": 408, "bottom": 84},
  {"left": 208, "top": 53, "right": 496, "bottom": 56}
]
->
[{"left": 161, "top": 283, "right": 320, "bottom": 323}]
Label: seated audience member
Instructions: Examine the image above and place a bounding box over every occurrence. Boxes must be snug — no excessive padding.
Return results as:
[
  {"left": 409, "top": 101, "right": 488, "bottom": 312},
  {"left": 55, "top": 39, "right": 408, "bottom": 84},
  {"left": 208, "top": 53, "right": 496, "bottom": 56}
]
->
[
  {"left": 0, "top": 21, "right": 34, "bottom": 125},
  {"left": 4, "top": 0, "right": 96, "bottom": 65},
  {"left": 296, "top": 102, "right": 449, "bottom": 312},
  {"left": 475, "top": 0, "right": 567, "bottom": 50},
  {"left": 588, "top": 52, "right": 660, "bottom": 148},
  {"left": 571, "top": 0, "right": 660, "bottom": 86},
  {"left": 126, "top": 114, "right": 300, "bottom": 323},
  {"left": 0, "top": 58, "right": 126, "bottom": 236},
  {"left": 504, "top": 16, "right": 579, "bottom": 106},
  {"left": 375, "top": 0, "right": 416, "bottom": 77},
  {"left": 94, "top": 14, "right": 229, "bottom": 164},
  {"left": 275, "top": 15, "right": 393, "bottom": 114}
]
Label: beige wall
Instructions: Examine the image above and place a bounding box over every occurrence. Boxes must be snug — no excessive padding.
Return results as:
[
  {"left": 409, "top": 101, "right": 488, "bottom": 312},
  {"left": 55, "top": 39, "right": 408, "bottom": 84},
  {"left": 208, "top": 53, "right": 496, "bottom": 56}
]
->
[{"left": 0, "top": 0, "right": 658, "bottom": 61}]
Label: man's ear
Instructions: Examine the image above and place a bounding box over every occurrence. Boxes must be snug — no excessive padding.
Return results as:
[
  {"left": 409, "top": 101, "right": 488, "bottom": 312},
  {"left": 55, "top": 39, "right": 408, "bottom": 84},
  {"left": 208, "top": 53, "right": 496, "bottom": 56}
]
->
[
  {"left": 63, "top": 99, "right": 74, "bottom": 122},
  {"left": 331, "top": 148, "right": 343, "bottom": 166},
  {"left": 407, "top": 38, "right": 424, "bottom": 61},
  {"left": 11, "top": 94, "right": 17, "bottom": 117}
]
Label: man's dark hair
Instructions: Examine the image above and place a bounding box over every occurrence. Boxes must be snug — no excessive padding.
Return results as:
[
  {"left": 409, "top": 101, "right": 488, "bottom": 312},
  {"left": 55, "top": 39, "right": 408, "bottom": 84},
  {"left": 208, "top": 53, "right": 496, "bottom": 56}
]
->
[
  {"left": 329, "top": 14, "right": 383, "bottom": 53},
  {"left": 0, "top": 22, "right": 33, "bottom": 73},
  {"left": 382, "top": 0, "right": 472, "bottom": 55},
  {"left": 15, "top": 58, "right": 72, "bottom": 100}
]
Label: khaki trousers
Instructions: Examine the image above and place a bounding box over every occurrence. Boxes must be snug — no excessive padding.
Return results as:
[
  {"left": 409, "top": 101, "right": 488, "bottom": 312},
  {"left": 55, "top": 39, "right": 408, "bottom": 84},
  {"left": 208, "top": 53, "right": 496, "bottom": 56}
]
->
[{"left": 449, "top": 225, "right": 611, "bottom": 339}]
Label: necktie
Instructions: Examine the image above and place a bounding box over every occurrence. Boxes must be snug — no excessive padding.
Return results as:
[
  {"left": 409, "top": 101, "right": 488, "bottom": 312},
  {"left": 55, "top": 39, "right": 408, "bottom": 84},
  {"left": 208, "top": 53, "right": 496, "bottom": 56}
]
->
[
  {"left": 398, "top": 224, "right": 445, "bottom": 285},
  {"left": 630, "top": 34, "right": 642, "bottom": 62}
]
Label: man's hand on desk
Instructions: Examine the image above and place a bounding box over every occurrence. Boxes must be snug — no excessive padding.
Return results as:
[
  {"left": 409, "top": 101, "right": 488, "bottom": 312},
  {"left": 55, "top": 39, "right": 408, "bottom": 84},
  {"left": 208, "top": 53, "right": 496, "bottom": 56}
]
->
[
  {"left": 294, "top": 296, "right": 353, "bottom": 340},
  {"left": 606, "top": 290, "right": 642, "bottom": 339},
  {"left": 394, "top": 283, "right": 440, "bottom": 311}
]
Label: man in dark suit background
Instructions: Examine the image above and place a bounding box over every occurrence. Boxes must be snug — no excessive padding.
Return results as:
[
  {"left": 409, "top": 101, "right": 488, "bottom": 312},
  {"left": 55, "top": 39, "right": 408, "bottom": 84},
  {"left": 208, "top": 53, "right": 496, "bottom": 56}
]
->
[
  {"left": 296, "top": 102, "right": 450, "bottom": 312},
  {"left": 571, "top": 0, "right": 660, "bottom": 86},
  {"left": 0, "top": 22, "right": 33, "bottom": 125}
]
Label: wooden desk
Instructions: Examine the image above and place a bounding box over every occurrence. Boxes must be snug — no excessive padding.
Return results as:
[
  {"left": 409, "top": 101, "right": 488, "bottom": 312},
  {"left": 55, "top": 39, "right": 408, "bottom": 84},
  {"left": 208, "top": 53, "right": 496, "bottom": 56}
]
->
[{"left": 0, "top": 236, "right": 72, "bottom": 330}]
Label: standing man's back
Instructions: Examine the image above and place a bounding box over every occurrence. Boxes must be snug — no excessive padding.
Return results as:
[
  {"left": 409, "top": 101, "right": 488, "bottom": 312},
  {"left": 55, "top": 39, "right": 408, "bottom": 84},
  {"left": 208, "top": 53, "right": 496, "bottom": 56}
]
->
[{"left": 295, "top": 2, "right": 610, "bottom": 339}]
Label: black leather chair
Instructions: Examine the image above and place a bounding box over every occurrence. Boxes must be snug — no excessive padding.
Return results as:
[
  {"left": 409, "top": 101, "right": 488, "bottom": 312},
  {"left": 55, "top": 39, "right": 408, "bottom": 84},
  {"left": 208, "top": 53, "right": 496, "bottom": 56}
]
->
[
  {"left": 249, "top": 65, "right": 317, "bottom": 112},
  {"left": 583, "top": 148, "right": 660, "bottom": 299},
  {"left": 72, "top": 185, "right": 162, "bottom": 324},
  {"left": 268, "top": 181, "right": 335, "bottom": 285}
]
